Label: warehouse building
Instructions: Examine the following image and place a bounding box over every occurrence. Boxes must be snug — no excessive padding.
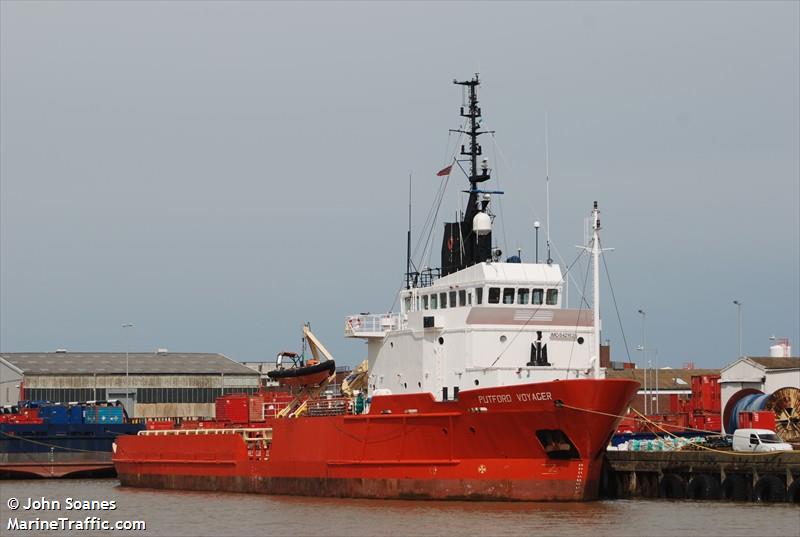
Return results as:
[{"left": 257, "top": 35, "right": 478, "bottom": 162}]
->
[
  {"left": 0, "top": 351, "right": 260, "bottom": 419},
  {"left": 720, "top": 356, "right": 800, "bottom": 415}
]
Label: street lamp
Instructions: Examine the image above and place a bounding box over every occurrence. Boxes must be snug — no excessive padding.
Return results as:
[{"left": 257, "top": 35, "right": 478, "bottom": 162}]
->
[
  {"left": 122, "top": 323, "right": 134, "bottom": 396},
  {"left": 637, "top": 309, "right": 647, "bottom": 414},
  {"left": 534, "top": 221, "right": 541, "bottom": 264},
  {"left": 733, "top": 300, "right": 742, "bottom": 357}
]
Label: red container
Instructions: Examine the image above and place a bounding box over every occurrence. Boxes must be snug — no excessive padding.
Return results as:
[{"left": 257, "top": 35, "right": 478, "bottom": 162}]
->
[
  {"left": 146, "top": 420, "right": 174, "bottom": 430},
  {"left": 669, "top": 395, "right": 692, "bottom": 415},
  {"left": 691, "top": 374, "right": 721, "bottom": 414},
  {"left": 738, "top": 411, "right": 776, "bottom": 431},
  {"left": 248, "top": 395, "right": 265, "bottom": 422},
  {"left": 216, "top": 394, "right": 250, "bottom": 424},
  {"left": 692, "top": 414, "right": 722, "bottom": 432},
  {"left": 196, "top": 420, "right": 226, "bottom": 429}
]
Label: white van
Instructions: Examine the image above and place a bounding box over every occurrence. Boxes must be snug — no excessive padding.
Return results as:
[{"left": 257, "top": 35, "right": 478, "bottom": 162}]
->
[{"left": 732, "top": 428, "right": 793, "bottom": 452}]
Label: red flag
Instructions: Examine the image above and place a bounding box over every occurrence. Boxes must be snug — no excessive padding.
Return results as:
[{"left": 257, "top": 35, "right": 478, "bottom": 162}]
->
[{"left": 436, "top": 164, "right": 453, "bottom": 177}]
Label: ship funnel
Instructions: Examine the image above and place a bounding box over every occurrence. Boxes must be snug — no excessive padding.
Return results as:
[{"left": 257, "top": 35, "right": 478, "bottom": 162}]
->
[{"left": 473, "top": 212, "right": 491, "bottom": 236}]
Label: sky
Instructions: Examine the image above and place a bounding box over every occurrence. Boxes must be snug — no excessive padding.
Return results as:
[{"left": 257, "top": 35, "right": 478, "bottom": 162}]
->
[{"left": 1, "top": 1, "right": 798, "bottom": 370}]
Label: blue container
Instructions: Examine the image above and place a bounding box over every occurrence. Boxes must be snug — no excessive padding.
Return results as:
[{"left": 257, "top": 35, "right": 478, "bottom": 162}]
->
[
  {"left": 83, "top": 408, "right": 99, "bottom": 424},
  {"left": 98, "top": 407, "right": 123, "bottom": 423},
  {"left": 40, "top": 405, "right": 68, "bottom": 424},
  {"left": 68, "top": 407, "right": 84, "bottom": 424}
]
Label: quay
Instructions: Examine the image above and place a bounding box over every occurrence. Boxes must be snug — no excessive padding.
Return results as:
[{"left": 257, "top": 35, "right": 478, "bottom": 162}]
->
[{"left": 601, "top": 450, "right": 800, "bottom": 502}]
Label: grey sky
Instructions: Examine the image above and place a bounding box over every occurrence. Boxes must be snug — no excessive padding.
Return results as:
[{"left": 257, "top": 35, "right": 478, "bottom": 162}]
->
[{"left": 1, "top": 1, "right": 798, "bottom": 369}]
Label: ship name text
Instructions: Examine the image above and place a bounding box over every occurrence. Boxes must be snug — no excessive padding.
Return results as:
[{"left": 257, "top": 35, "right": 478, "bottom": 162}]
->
[{"left": 477, "top": 392, "right": 552, "bottom": 405}]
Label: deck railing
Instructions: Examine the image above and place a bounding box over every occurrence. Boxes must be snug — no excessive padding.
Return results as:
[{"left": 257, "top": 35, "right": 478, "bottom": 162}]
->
[{"left": 344, "top": 313, "right": 402, "bottom": 337}]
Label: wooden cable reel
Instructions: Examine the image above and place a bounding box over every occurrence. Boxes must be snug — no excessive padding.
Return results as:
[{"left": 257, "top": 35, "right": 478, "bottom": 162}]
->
[{"left": 766, "top": 387, "right": 800, "bottom": 443}]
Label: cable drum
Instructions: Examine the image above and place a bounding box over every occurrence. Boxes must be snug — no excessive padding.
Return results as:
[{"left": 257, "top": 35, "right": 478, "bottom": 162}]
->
[
  {"left": 765, "top": 387, "right": 800, "bottom": 444},
  {"left": 723, "top": 387, "right": 800, "bottom": 443}
]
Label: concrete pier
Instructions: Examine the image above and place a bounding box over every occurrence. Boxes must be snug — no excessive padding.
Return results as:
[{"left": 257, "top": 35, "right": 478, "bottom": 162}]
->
[{"left": 601, "top": 450, "right": 800, "bottom": 502}]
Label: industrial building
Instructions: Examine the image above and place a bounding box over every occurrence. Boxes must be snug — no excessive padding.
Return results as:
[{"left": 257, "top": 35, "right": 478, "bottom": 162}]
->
[
  {"left": 606, "top": 367, "right": 720, "bottom": 415},
  {"left": 0, "top": 351, "right": 260, "bottom": 419},
  {"left": 720, "top": 356, "right": 800, "bottom": 415}
]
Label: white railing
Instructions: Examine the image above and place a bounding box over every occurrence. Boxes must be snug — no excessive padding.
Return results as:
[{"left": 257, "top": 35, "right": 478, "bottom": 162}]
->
[{"left": 344, "top": 313, "right": 402, "bottom": 337}]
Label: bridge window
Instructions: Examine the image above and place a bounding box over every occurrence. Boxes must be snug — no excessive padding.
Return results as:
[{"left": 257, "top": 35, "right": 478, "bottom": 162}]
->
[
  {"left": 449, "top": 291, "right": 457, "bottom": 308},
  {"left": 430, "top": 294, "right": 438, "bottom": 309},
  {"left": 403, "top": 297, "right": 412, "bottom": 313},
  {"left": 476, "top": 288, "right": 483, "bottom": 304},
  {"left": 518, "top": 288, "right": 530, "bottom": 304},
  {"left": 532, "top": 288, "right": 544, "bottom": 305},
  {"left": 503, "top": 288, "right": 515, "bottom": 304},
  {"left": 546, "top": 289, "right": 559, "bottom": 305},
  {"left": 440, "top": 292, "right": 448, "bottom": 308},
  {"left": 488, "top": 287, "right": 501, "bottom": 304},
  {"left": 423, "top": 295, "right": 429, "bottom": 310},
  {"left": 459, "top": 290, "right": 467, "bottom": 306}
]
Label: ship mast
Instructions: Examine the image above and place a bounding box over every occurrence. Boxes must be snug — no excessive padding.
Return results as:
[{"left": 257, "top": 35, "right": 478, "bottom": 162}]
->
[
  {"left": 453, "top": 74, "right": 491, "bottom": 191},
  {"left": 591, "top": 201, "right": 601, "bottom": 380},
  {"left": 440, "top": 74, "right": 496, "bottom": 276}
]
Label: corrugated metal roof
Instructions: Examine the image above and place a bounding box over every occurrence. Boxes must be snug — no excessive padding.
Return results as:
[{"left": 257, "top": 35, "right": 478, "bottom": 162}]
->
[
  {"left": 748, "top": 357, "right": 800, "bottom": 370},
  {"left": 0, "top": 352, "right": 258, "bottom": 376},
  {"left": 606, "top": 368, "right": 720, "bottom": 390}
]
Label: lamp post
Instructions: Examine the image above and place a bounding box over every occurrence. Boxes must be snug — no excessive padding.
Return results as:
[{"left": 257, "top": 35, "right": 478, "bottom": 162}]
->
[
  {"left": 122, "top": 323, "right": 134, "bottom": 396},
  {"left": 733, "top": 300, "right": 742, "bottom": 357},
  {"left": 638, "top": 309, "right": 647, "bottom": 414},
  {"left": 651, "top": 347, "right": 659, "bottom": 414},
  {"left": 534, "top": 221, "right": 541, "bottom": 264}
]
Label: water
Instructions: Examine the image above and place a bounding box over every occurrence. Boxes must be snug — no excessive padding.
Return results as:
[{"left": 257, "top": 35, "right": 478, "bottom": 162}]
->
[{"left": 1, "top": 479, "right": 798, "bottom": 537}]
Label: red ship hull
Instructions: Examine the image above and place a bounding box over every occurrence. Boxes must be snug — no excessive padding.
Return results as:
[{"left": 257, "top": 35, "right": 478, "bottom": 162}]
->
[{"left": 114, "top": 379, "right": 638, "bottom": 501}]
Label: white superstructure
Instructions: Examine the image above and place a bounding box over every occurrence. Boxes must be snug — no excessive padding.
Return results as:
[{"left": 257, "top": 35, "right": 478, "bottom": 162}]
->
[
  {"left": 346, "top": 75, "right": 605, "bottom": 401},
  {"left": 346, "top": 259, "right": 601, "bottom": 401}
]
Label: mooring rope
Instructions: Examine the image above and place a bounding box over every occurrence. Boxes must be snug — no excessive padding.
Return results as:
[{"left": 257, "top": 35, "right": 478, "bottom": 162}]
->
[{"left": 554, "top": 401, "right": 789, "bottom": 457}]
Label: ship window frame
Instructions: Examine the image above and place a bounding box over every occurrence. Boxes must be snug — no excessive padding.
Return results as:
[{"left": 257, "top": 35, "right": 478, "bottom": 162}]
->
[
  {"left": 532, "top": 288, "right": 544, "bottom": 305},
  {"left": 502, "top": 288, "right": 515, "bottom": 304},
  {"left": 449, "top": 291, "right": 457, "bottom": 308},
  {"left": 467, "top": 292, "right": 472, "bottom": 305},
  {"left": 440, "top": 292, "right": 448, "bottom": 309},
  {"left": 459, "top": 290, "right": 467, "bottom": 307},
  {"left": 430, "top": 294, "right": 438, "bottom": 310},
  {"left": 488, "top": 287, "right": 501, "bottom": 304},
  {"left": 546, "top": 289, "right": 559, "bottom": 306},
  {"left": 475, "top": 288, "right": 483, "bottom": 304},
  {"left": 403, "top": 296, "right": 412, "bottom": 314},
  {"left": 423, "top": 295, "right": 429, "bottom": 310},
  {"left": 518, "top": 288, "right": 530, "bottom": 305}
]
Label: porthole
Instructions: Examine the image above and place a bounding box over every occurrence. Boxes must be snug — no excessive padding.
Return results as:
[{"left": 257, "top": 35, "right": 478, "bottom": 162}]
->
[
  {"left": 474, "top": 379, "right": 480, "bottom": 386},
  {"left": 390, "top": 341, "right": 394, "bottom": 348},
  {"left": 403, "top": 382, "right": 407, "bottom": 389},
  {"left": 418, "top": 382, "right": 422, "bottom": 388},
  {"left": 438, "top": 337, "right": 445, "bottom": 345},
  {"left": 500, "top": 335, "right": 507, "bottom": 343},
  {"left": 577, "top": 337, "right": 585, "bottom": 345}
]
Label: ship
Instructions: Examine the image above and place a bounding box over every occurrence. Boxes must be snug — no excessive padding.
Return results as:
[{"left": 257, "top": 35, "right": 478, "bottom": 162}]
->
[
  {"left": 113, "top": 75, "right": 639, "bottom": 501},
  {"left": 1, "top": 400, "right": 142, "bottom": 478}
]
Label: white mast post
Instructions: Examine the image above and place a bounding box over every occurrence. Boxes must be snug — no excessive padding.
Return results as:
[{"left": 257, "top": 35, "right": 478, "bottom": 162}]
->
[
  {"left": 591, "top": 201, "right": 601, "bottom": 380},
  {"left": 545, "top": 113, "right": 552, "bottom": 265}
]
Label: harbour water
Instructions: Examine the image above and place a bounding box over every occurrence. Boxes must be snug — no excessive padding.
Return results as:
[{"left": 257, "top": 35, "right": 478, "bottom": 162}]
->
[{"left": 1, "top": 479, "right": 797, "bottom": 536}]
